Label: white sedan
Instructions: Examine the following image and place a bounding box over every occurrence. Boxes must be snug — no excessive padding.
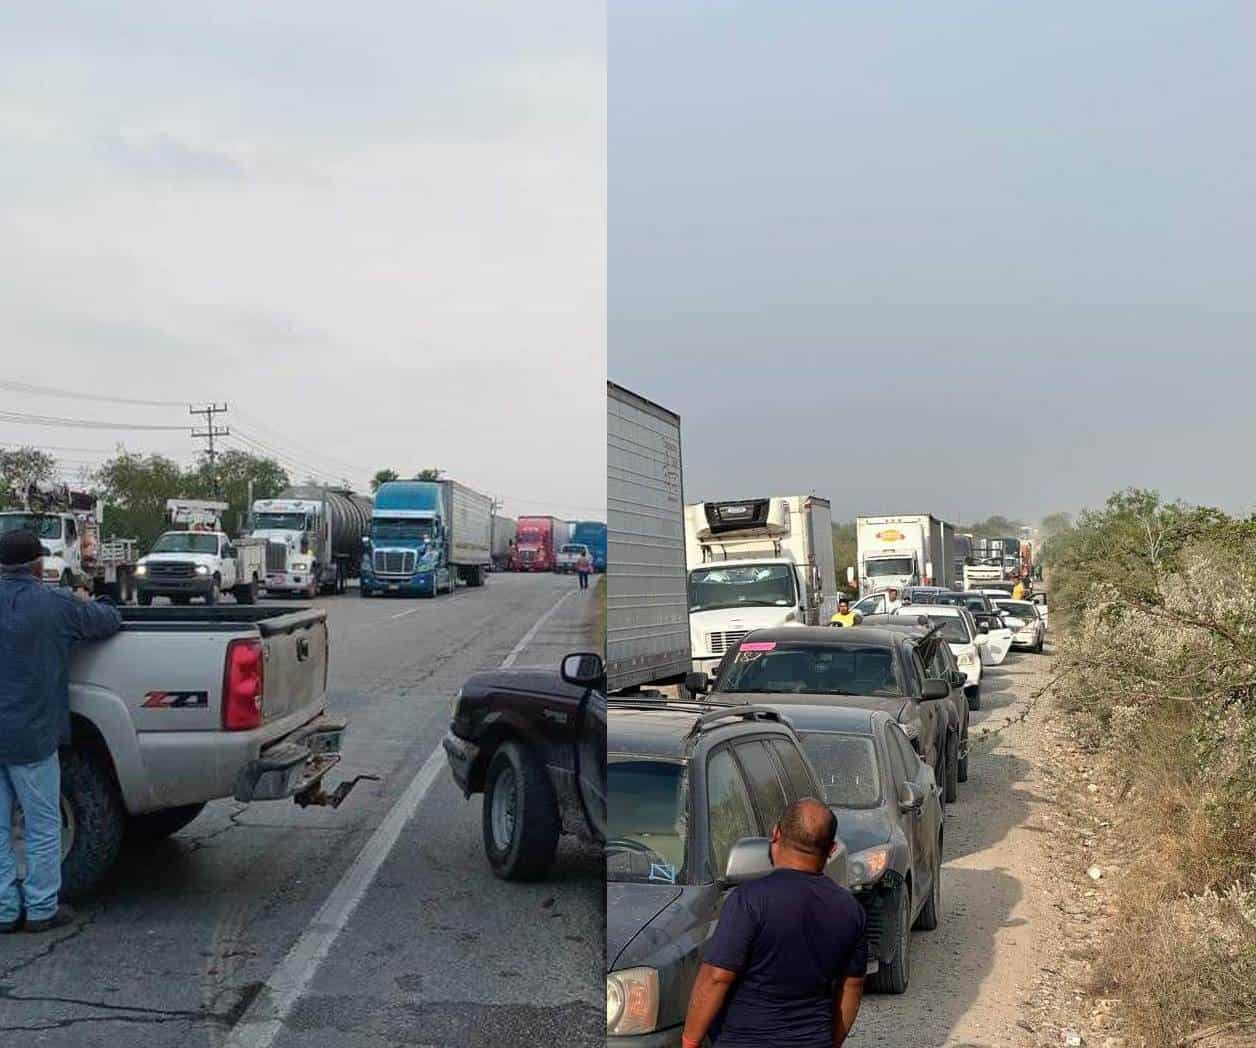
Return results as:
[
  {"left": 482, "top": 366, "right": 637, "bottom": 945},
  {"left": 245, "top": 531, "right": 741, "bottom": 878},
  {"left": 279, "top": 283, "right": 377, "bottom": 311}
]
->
[
  {"left": 896, "top": 603, "right": 986, "bottom": 710},
  {"left": 995, "top": 599, "right": 1046, "bottom": 653}
]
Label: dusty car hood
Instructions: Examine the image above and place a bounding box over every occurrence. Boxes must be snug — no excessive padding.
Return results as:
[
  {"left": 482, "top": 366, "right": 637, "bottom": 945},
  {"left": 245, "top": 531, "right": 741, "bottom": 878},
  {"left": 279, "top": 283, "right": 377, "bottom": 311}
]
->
[
  {"left": 833, "top": 805, "right": 894, "bottom": 857},
  {"left": 607, "top": 882, "right": 684, "bottom": 971}
]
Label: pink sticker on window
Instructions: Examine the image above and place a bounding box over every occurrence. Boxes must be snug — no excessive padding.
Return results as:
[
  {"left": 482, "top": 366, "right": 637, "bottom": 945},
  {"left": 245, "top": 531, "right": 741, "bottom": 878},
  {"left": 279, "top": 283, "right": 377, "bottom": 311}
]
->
[{"left": 739, "top": 641, "right": 777, "bottom": 652}]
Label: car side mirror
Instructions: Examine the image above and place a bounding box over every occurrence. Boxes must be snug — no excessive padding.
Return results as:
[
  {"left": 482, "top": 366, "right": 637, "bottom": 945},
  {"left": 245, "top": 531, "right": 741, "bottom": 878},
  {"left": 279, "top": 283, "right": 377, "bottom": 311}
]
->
[
  {"left": 898, "top": 781, "right": 925, "bottom": 812},
  {"left": 684, "top": 671, "right": 710, "bottom": 695},
  {"left": 720, "top": 837, "right": 773, "bottom": 888},
  {"left": 922, "top": 678, "right": 950, "bottom": 701},
  {"left": 948, "top": 670, "right": 966, "bottom": 688},
  {"left": 977, "top": 622, "right": 990, "bottom": 634},
  {"left": 561, "top": 652, "right": 605, "bottom": 688}
]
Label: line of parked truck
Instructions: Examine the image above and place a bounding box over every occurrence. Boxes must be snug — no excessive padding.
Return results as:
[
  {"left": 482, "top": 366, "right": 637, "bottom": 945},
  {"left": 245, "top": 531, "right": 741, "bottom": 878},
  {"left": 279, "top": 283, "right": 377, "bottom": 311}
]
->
[
  {"left": 604, "top": 381, "right": 1051, "bottom": 1044},
  {"left": 0, "top": 477, "right": 606, "bottom": 603}
]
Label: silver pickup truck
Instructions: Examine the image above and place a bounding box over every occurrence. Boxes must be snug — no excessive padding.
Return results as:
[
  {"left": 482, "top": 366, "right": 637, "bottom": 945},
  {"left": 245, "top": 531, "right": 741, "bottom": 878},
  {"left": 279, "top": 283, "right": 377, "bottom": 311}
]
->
[{"left": 60, "top": 604, "right": 366, "bottom": 897}]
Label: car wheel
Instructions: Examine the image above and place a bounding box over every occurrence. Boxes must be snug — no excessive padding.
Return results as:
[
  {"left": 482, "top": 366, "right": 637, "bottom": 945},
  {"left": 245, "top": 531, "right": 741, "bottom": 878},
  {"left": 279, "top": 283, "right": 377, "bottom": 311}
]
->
[
  {"left": 481, "top": 741, "right": 560, "bottom": 881},
  {"left": 869, "top": 883, "right": 911, "bottom": 994},
  {"left": 126, "top": 803, "right": 206, "bottom": 843},
  {"left": 966, "top": 685, "right": 981, "bottom": 711},
  {"left": 914, "top": 849, "right": 942, "bottom": 932},
  {"left": 944, "top": 733, "right": 959, "bottom": 804},
  {"left": 137, "top": 590, "right": 153, "bottom": 606},
  {"left": 206, "top": 578, "right": 220, "bottom": 605},
  {"left": 1034, "top": 634, "right": 1044, "bottom": 654},
  {"left": 57, "top": 747, "right": 126, "bottom": 900}
]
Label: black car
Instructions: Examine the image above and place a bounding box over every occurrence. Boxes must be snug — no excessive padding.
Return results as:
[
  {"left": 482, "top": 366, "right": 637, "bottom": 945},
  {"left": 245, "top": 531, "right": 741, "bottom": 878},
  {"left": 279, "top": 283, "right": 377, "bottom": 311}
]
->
[
  {"left": 444, "top": 652, "right": 606, "bottom": 880},
  {"left": 858, "top": 613, "right": 970, "bottom": 800},
  {"left": 696, "top": 626, "right": 952, "bottom": 792},
  {"left": 606, "top": 699, "right": 845, "bottom": 1046},
  {"left": 765, "top": 705, "right": 944, "bottom": 994}
]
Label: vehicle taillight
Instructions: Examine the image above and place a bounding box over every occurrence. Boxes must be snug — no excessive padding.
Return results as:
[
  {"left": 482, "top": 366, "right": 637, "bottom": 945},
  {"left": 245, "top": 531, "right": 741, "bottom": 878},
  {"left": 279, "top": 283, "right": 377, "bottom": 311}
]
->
[{"left": 223, "top": 638, "right": 264, "bottom": 731}]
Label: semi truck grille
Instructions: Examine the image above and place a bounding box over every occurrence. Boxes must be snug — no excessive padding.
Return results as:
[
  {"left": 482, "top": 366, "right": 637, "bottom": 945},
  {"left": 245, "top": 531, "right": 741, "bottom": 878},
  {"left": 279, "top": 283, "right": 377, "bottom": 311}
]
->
[
  {"left": 374, "top": 550, "right": 416, "bottom": 575},
  {"left": 147, "top": 561, "right": 195, "bottom": 578},
  {"left": 709, "top": 630, "right": 750, "bottom": 655},
  {"left": 518, "top": 549, "right": 536, "bottom": 562},
  {"left": 266, "top": 541, "right": 288, "bottom": 572}
]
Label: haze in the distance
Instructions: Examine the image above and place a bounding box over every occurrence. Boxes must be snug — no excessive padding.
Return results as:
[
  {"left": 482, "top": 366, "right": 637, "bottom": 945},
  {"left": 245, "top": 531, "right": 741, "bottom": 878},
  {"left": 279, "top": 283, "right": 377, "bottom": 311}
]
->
[
  {"left": 609, "top": 2, "right": 1256, "bottom": 523},
  {"left": 2, "top": 2, "right": 605, "bottom": 520}
]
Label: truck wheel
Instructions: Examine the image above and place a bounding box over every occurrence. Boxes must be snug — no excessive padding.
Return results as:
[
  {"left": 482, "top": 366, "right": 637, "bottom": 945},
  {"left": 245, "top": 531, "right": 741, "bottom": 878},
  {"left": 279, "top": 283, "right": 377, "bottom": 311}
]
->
[
  {"left": 234, "top": 580, "right": 258, "bottom": 605},
  {"left": 944, "top": 733, "right": 959, "bottom": 804},
  {"left": 137, "top": 590, "right": 153, "bottom": 607},
  {"left": 869, "top": 883, "right": 911, "bottom": 994},
  {"left": 173, "top": 595, "right": 192, "bottom": 606},
  {"left": 126, "top": 803, "right": 206, "bottom": 843},
  {"left": 58, "top": 748, "right": 126, "bottom": 900},
  {"left": 481, "top": 741, "right": 560, "bottom": 881},
  {"left": 360, "top": 585, "right": 372, "bottom": 598},
  {"left": 336, "top": 565, "right": 346, "bottom": 595},
  {"left": 206, "top": 577, "right": 221, "bottom": 605}
]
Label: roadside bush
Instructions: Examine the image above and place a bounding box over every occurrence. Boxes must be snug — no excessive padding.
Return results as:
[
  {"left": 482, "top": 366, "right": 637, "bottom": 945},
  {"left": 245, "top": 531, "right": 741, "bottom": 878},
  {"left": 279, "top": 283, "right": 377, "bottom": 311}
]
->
[{"left": 1050, "top": 496, "right": 1256, "bottom": 1045}]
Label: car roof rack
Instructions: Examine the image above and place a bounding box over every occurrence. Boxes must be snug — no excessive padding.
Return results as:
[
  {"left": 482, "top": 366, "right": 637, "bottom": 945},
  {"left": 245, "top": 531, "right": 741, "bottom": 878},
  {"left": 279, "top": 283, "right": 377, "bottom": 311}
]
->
[{"left": 686, "top": 704, "right": 785, "bottom": 737}]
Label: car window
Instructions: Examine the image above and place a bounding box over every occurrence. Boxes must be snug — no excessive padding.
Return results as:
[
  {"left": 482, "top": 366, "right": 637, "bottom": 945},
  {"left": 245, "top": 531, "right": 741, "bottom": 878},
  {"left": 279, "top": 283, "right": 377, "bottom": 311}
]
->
[
  {"left": 854, "top": 594, "right": 884, "bottom": 616},
  {"left": 883, "top": 723, "right": 910, "bottom": 786},
  {"left": 717, "top": 643, "right": 903, "bottom": 698},
  {"left": 798, "top": 732, "right": 881, "bottom": 808},
  {"left": 887, "top": 724, "right": 921, "bottom": 781},
  {"left": 771, "top": 738, "right": 820, "bottom": 801},
  {"left": 908, "top": 650, "right": 929, "bottom": 695},
  {"left": 607, "top": 758, "right": 690, "bottom": 885},
  {"left": 734, "top": 740, "right": 789, "bottom": 831},
  {"left": 705, "top": 748, "right": 758, "bottom": 881},
  {"left": 926, "top": 643, "right": 949, "bottom": 679}
]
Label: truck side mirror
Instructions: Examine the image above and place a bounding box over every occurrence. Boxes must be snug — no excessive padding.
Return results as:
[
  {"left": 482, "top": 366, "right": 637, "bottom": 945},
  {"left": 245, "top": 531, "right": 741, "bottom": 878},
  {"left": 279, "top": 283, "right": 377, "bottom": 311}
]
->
[{"left": 561, "top": 652, "right": 605, "bottom": 688}]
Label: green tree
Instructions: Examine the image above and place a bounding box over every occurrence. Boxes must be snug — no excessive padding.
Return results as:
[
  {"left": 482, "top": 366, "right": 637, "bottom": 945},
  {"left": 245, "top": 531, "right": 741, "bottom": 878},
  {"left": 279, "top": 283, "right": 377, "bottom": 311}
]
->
[
  {"left": 965, "top": 514, "right": 1024, "bottom": 539},
  {"left": 832, "top": 520, "right": 857, "bottom": 594},
  {"left": 93, "top": 451, "right": 187, "bottom": 550},
  {"left": 0, "top": 447, "right": 56, "bottom": 508},
  {"left": 371, "top": 468, "right": 400, "bottom": 492},
  {"left": 413, "top": 467, "right": 443, "bottom": 481},
  {"left": 185, "top": 450, "right": 289, "bottom": 535},
  {"left": 1040, "top": 511, "right": 1073, "bottom": 538}
]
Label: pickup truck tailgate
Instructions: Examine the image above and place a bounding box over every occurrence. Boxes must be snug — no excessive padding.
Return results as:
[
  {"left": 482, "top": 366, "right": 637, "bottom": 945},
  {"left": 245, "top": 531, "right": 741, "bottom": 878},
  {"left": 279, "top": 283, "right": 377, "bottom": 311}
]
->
[{"left": 258, "top": 611, "right": 328, "bottom": 722}]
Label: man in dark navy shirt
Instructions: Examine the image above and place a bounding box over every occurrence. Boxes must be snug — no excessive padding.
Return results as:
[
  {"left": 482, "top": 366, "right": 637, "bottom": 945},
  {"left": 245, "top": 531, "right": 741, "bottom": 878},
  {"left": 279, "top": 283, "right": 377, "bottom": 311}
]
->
[{"left": 682, "top": 798, "right": 867, "bottom": 1048}]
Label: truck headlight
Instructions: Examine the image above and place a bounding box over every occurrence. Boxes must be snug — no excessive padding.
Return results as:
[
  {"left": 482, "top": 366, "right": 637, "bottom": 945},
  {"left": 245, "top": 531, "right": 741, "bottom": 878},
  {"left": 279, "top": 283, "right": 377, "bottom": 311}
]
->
[
  {"left": 135, "top": 564, "right": 147, "bottom": 577},
  {"left": 195, "top": 565, "right": 210, "bottom": 576},
  {"left": 848, "top": 845, "right": 892, "bottom": 889},
  {"left": 606, "top": 967, "right": 658, "bottom": 1035},
  {"left": 291, "top": 559, "right": 310, "bottom": 571}
]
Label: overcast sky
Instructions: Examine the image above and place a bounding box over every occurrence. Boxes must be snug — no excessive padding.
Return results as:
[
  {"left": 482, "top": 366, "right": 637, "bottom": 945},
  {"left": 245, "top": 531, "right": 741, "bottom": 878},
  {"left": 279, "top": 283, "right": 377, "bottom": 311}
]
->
[
  {"left": 1, "top": 2, "right": 604, "bottom": 521},
  {"left": 609, "top": 2, "right": 1256, "bottom": 524}
]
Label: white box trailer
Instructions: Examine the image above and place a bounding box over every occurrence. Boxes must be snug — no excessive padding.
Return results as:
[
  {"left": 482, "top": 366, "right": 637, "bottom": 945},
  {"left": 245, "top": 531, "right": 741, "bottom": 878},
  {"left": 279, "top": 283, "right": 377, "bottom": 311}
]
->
[
  {"left": 685, "top": 495, "right": 837, "bottom": 676},
  {"left": 490, "top": 514, "right": 516, "bottom": 570},
  {"left": 607, "top": 382, "right": 689, "bottom": 692},
  {"left": 853, "top": 513, "right": 957, "bottom": 596},
  {"left": 445, "top": 480, "right": 494, "bottom": 570}
]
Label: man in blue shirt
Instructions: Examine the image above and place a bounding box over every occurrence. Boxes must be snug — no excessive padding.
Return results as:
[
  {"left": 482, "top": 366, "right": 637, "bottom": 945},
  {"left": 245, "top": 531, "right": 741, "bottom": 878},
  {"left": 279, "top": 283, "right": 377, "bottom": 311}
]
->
[
  {"left": 682, "top": 798, "right": 867, "bottom": 1048},
  {"left": 0, "top": 529, "right": 122, "bottom": 932}
]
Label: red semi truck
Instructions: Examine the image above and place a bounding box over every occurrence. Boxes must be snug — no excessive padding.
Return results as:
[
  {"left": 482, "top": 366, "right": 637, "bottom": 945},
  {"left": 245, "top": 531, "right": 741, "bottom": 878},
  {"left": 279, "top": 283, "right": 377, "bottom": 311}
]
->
[{"left": 510, "top": 516, "right": 565, "bottom": 572}]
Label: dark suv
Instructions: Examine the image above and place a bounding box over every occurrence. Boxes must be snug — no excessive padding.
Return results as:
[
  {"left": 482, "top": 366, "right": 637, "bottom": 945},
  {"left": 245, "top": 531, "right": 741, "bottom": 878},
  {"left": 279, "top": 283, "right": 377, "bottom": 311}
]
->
[{"left": 606, "top": 700, "right": 846, "bottom": 1046}]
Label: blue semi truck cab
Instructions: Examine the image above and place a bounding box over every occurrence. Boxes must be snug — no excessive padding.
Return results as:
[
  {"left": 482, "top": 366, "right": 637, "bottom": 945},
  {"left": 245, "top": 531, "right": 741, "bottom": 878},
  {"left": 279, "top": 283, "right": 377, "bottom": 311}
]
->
[
  {"left": 360, "top": 480, "right": 493, "bottom": 597},
  {"left": 570, "top": 520, "right": 607, "bottom": 573}
]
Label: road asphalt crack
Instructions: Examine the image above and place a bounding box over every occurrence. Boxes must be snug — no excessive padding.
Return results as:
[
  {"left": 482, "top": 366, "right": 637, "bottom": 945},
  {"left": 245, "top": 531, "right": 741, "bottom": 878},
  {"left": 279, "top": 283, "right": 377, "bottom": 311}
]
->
[
  {"left": 0, "top": 901, "right": 105, "bottom": 981},
  {"left": 185, "top": 804, "right": 249, "bottom": 852}
]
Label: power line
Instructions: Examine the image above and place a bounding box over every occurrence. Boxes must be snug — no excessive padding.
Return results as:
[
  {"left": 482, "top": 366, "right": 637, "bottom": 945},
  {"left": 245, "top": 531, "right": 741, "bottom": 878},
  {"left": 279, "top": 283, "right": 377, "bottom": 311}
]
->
[
  {"left": 0, "top": 410, "right": 190, "bottom": 432},
  {"left": 0, "top": 379, "right": 190, "bottom": 408}
]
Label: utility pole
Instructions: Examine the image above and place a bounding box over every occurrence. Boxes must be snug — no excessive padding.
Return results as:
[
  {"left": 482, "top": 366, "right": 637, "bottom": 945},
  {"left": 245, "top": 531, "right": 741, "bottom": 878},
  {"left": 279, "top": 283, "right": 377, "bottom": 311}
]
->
[{"left": 191, "top": 403, "right": 229, "bottom": 498}]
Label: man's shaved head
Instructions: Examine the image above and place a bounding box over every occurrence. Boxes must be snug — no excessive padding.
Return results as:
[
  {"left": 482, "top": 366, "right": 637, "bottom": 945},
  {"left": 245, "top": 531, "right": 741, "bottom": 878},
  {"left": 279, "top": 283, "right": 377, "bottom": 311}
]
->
[{"left": 777, "top": 798, "right": 837, "bottom": 859}]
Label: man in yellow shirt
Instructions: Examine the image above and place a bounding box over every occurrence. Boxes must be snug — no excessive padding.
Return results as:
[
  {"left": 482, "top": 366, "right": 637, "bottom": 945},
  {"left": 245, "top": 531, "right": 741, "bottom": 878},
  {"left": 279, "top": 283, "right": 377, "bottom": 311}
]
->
[
  {"left": 1011, "top": 579, "right": 1026, "bottom": 601},
  {"left": 830, "top": 597, "right": 858, "bottom": 628}
]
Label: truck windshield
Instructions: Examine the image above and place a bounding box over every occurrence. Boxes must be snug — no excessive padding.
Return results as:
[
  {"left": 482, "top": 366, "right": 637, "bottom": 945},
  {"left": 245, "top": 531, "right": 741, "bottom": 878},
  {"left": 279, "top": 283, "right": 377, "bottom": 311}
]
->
[
  {"left": 0, "top": 513, "right": 63, "bottom": 539},
  {"left": 150, "top": 533, "right": 218, "bottom": 554},
  {"left": 607, "top": 758, "right": 688, "bottom": 885},
  {"left": 798, "top": 733, "right": 881, "bottom": 808},
  {"left": 371, "top": 518, "right": 435, "bottom": 541},
  {"left": 253, "top": 512, "right": 309, "bottom": 530},
  {"left": 716, "top": 643, "right": 903, "bottom": 698},
  {"left": 867, "top": 557, "right": 913, "bottom": 577},
  {"left": 688, "top": 564, "right": 795, "bottom": 612}
]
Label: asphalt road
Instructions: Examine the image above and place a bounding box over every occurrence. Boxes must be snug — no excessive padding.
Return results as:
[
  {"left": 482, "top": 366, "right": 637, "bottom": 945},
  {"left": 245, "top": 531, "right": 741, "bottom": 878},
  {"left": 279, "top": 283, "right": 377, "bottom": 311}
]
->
[{"left": 0, "top": 572, "right": 603, "bottom": 1047}]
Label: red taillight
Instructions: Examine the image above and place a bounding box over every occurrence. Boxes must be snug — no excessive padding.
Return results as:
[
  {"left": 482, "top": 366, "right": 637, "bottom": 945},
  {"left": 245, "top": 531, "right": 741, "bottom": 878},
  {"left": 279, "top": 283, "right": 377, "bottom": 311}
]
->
[{"left": 223, "top": 638, "right": 264, "bottom": 731}]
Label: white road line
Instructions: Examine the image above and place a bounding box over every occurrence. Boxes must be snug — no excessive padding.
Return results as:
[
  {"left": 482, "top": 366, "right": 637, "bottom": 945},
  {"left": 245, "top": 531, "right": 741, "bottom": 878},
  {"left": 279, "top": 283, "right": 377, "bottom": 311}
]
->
[
  {"left": 389, "top": 607, "right": 419, "bottom": 620},
  {"left": 222, "top": 586, "right": 576, "bottom": 1048}
]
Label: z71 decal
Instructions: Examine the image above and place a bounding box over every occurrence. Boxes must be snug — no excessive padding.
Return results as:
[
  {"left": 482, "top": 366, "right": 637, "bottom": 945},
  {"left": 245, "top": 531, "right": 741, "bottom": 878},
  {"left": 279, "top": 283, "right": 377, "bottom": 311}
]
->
[{"left": 142, "top": 690, "right": 209, "bottom": 709}]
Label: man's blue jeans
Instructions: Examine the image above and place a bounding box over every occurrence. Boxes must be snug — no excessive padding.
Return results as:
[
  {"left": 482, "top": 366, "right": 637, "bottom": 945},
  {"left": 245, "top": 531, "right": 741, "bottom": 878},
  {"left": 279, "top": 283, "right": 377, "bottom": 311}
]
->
[{"left": 0, "top": 752, "right": 62, "bottom": 923}]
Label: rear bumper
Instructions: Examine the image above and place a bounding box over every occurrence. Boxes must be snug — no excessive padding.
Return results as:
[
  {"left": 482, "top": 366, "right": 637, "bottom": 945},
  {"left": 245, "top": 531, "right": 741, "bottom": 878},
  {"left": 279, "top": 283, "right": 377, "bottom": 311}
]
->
[
  {"left": 233, "top": 716, "right": 347, "bottom": 802},
  {"left": 138, "top": 577, "right": 213, "bottom": 597},
  {"left": 264, "top": 570, "right": 315, "bottom": 592}
]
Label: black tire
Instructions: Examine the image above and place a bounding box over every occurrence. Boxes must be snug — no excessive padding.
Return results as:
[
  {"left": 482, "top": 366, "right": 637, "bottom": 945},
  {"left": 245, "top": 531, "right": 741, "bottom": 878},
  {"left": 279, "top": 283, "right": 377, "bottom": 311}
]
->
[
  {"left": 869, "top": 884, "right": 911, "bottom": 994},
  {"left": 126, "top": 803, "right": 206, "bottom": 843},
  {"left": 481, "top": 741, "right": 560, "bottom": 881},
  {"left": 360, "top": 585, "right": 372, "bottom": 598},
  {"left": 336, "top": 565, "right": 346, "bottom": 595},
  {"left": 234, "top": 580, "right": 257, "bottom": 605},
  {"left": 137, "top": 590, "right": 153, "bottom": 606},
  {"left": 914, "top": 851, "right": 942, "bottom": 932},
  {"left": 958, "top": 735, "right": 969, "bottom": 783},
  {"left": 966, "top": 684, "right": 981, "bottom": 711},
  {"left": 205, "top": 577, "right": 220, "bottom": 606},
  {"left": 944, "top": 733, "right": 959, "bottom": 804},
  {"left": 1034, "top": 635, "right": 1044, "bottom": 654},
  {"left": 173, "top": 595, "right": 191, "bottom": 606},
  {"left": 58, "top": 747, "right": 126, "bottom": 900}
]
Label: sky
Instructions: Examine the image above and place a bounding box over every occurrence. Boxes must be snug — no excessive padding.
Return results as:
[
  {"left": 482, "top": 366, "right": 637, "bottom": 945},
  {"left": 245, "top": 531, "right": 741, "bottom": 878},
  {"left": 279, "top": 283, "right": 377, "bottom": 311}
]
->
[
  {"left": 609, "top": 1, "right": 1256, "bottom": 524},
  {"left": 1, "top": 1, "right": 605, "bottom": 521}
]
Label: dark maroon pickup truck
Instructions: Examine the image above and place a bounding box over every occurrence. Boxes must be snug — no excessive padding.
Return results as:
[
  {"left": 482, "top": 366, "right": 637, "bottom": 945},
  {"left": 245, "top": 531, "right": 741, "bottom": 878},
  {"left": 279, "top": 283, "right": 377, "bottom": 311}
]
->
[{"left": 443, "top": 653, "right": 606, "bottom": 880}]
